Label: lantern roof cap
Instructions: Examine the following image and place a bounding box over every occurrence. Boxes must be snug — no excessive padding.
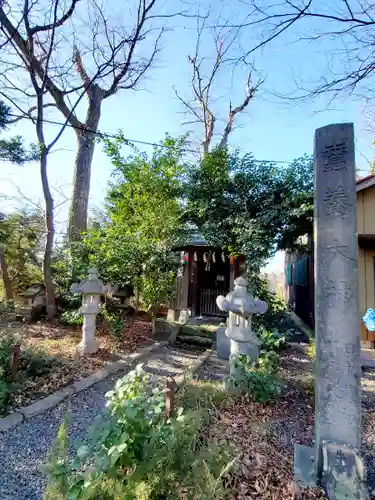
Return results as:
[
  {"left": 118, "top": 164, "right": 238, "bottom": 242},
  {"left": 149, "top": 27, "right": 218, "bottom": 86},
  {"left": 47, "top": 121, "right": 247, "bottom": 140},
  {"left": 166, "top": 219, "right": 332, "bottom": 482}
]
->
[{"left": 71, "top": 267, "right": 108, "bottom": 295}]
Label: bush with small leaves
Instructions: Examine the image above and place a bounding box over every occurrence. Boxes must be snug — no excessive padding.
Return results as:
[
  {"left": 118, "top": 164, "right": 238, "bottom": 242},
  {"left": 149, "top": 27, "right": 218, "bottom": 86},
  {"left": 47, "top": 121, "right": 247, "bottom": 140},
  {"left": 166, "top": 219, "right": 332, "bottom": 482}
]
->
[
  {"left": 44, "top": 364, "right": 234, "bottom": 500},
  {"left": 257, "top": 327, "right": 286, "bottom": 354},
  {"left": 101, "top": 308, "right": 124, "bottom": 339},
  {"left": 60, "top": 309, "right": 83, "bottom": 326},
  {"left": 227, "top": 354, "right": 283, "bottom": 404},
  {"left": 0, "top": 300, "right": 15, "bottom": 314}
]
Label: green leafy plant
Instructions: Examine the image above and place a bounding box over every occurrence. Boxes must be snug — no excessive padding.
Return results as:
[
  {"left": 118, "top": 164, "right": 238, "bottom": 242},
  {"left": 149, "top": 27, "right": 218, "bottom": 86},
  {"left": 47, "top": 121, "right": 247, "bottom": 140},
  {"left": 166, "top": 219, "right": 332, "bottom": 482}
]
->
[
  {"left": 101, "top": 309, "right": 124, "bottom": 339},
  {"left": 257, "top": 327, "right": 286, "bottom": 354},
  {"left": 227, "top": 354, "right": 283, "bottom": 404},
  {"left": 44, "top": 365, "right": 234, "bottom": 500},
  {"left": 78, "top": 135, "right": 186, "bottom": 331},
  {"left": 0, "top": 300, "right": 15, "bottom": 314},
  {"left": 249, "top": 276, "right": 287, "bottom": 331},
  {"left": 258, "top": 350, "right": 280, "bottom": 371},
  {"left": 60, "top": 309, "right": 83, "bottom": 326},
  {"left": 185, "top": 148, "right": 313, "bottom": 274}
]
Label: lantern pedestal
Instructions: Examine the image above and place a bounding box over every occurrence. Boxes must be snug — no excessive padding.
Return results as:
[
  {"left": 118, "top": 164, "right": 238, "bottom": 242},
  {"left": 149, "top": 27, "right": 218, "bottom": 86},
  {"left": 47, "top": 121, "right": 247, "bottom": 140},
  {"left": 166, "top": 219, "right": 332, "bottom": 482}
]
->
[
  {"left": 77, "top": 310, "right": 100, "bottom": 355},
  {"left": 71, "top": 268, "right": 108, "bottom": 357}
]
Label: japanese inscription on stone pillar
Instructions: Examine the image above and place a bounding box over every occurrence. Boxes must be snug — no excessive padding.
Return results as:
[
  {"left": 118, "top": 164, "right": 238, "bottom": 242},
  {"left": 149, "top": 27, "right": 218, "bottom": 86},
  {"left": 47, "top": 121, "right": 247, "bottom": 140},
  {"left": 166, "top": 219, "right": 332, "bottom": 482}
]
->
[{"left": 314, "top": 123, "right": 361, "bottom": 473}]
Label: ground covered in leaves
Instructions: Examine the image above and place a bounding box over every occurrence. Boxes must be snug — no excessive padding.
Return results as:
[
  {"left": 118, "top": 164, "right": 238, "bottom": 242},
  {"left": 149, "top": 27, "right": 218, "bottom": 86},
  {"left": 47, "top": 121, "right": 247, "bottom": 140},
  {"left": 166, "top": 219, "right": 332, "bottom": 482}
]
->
[
  {"left": 196, "top": 346, "right": 324, "bottom": 499},
  {"left": 0, "top": 315, "right": 153, "bottom": 413}
]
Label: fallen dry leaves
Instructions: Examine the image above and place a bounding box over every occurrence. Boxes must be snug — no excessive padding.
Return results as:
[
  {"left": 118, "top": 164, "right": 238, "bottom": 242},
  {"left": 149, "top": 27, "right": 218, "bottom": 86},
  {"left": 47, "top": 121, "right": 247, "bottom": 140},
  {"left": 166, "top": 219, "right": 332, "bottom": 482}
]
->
[
  {"left": 211, "top": 347, "right": 324, "bottom": 499},
  {"left": 5, "top": 315, "right": 153, "bottom": 411}
]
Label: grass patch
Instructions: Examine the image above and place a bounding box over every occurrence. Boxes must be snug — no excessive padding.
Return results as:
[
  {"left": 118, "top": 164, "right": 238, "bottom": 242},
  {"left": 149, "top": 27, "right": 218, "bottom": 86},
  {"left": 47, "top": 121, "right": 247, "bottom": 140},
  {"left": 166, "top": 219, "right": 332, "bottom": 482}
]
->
[{"left": 178, "top": 378, "right": 228, "bottom": 411}]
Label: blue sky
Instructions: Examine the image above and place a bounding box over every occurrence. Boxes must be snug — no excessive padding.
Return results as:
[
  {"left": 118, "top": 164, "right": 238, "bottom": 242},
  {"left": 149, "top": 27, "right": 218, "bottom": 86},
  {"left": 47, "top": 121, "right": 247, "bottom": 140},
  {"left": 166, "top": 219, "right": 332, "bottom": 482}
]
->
[{"left": 0, "top": 0, "right": 374, "bottom": 267}]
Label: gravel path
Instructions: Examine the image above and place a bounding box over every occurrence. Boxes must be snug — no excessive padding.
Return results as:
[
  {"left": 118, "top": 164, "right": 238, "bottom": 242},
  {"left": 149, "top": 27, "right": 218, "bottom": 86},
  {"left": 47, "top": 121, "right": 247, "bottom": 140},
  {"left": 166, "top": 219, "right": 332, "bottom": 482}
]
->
[{"left": 0, "top": 342, "right": 204, "bottom": 500}]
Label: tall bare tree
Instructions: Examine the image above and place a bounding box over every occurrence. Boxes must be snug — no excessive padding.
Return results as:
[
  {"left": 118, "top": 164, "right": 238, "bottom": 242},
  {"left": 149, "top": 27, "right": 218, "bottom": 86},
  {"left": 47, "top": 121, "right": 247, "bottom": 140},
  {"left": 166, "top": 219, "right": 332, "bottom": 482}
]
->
[
  {"left": 229, "top": 0, "right": 375, "bottom": 102},
  {"left": 0, "top": 0, "right": 85, "bottom": 317},
  {"left": 0, "top": 0, "right": 174, "bottom": 242},
  {"left": 175, "top": 13, "right": 264, "bottom": 153}
]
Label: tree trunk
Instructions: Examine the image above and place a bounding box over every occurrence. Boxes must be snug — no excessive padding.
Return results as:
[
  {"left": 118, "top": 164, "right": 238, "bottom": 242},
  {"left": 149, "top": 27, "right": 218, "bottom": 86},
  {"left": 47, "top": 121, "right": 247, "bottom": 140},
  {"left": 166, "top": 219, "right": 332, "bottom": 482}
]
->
[
  {"left": 40, "top": 151, "right": 56, "bottom": 320},
  {"left": 151, "top": 306, "right": 156, "bottom": 335},
  {"left": 0, "top": 245, "right": 14, "bottom": 300},
  {"left": 134, "top": 281, "right": 140, "bottom": 316},
  {"left": 68, "top": 91, "right": 103, "bottom": 243}
]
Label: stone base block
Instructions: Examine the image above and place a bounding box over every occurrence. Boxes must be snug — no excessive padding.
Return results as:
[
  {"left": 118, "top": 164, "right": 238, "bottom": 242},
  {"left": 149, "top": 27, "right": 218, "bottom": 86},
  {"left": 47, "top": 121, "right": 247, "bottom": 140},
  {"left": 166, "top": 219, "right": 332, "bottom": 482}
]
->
[
  {"left": 322, "top": 442, "right": 368, "bottom": 500},
  {"left": 216, "top": 327, "right": 230, "bottom": 360},
  {"left": 294, "top": 444, "right": 317, "bottom": 488},
  {"left": 76, "top": 338, "right": 100, "bottom": 355},
  {"left": 167, "top": 308, "right": 179, "bottom": 322},
  {"left": 230, "top": 339, "right": 259, "bottom": 361},
  {"left": 178, "top": 309, "right": 190, "bottom": 324}
]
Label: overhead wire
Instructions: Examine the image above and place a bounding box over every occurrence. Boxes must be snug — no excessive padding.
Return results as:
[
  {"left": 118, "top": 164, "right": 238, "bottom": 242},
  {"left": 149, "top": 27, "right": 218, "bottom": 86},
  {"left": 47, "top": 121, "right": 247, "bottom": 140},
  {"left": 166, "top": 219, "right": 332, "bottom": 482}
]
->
[
  {"left": 7, "top": 112, "right": 296, "bottom": 164},
  {"left": 6, "top": 112, "right": 372, "bottom": 172}
]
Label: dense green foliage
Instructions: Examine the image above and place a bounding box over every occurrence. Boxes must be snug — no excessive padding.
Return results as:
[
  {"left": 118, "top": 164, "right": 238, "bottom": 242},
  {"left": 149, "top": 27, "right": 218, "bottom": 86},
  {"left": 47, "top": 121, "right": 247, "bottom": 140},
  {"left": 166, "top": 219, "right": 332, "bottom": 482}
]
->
[
  {"left": 0, "top": 101, "right": 39, "bottom": 164},
  {"left": 227, "top": 352, "right": 283, "bottom": 404},
  {"left": 0, "top": 333, "right": 60, "bottom": 414},
  {"left": 44, "top": 364, "right": 233, "bottom": 500},
  {"left": 257, "top": 327, "right": 286, "bottom": 354},
  {"left": 249, "top": 275, "right": 288, "bottom": 331},
  {"left": 1, "top": 131, "right": 313, "bottom": 321},
  {"left": 75, "top": 135, "right": 187, "bottom": 322},
  {"left": 185, "top": 148, "right": 313, "bottom": 272},
  {"left": 0, "top": 210, "right": 44, "bottom": 296}
]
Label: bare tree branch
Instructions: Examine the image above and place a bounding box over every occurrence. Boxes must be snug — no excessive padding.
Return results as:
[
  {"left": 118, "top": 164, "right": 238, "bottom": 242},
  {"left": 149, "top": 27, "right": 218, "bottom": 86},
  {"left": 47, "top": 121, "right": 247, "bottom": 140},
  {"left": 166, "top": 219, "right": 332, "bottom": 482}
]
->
[
  {"left": 30, "top": 0, "right": 81, "bottom": 35},
  {"left": 230, "top": 0, "right": 375, "bottom": 101},
  {"left": 0, "top": 0, "right": 188, "bottom": 242},
  {"left": 218, "top": 69, "right": 264, "bottom": 148},
  {"left": 177, "top": 10, "right": 263, "bottom": 152},
  {"left": 6, "top": 103, "right": 57, "bottom": 124}
]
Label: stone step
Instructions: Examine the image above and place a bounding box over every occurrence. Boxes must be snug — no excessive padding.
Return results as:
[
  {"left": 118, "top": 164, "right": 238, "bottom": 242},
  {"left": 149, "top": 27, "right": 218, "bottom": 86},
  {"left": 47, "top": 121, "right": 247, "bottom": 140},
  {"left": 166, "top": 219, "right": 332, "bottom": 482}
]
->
[
  {"left": 177, "top": 334, "right": 213, "bottom": 347},
  {"left": 179, "top": 324, "right": 216, "bottom": 339}
]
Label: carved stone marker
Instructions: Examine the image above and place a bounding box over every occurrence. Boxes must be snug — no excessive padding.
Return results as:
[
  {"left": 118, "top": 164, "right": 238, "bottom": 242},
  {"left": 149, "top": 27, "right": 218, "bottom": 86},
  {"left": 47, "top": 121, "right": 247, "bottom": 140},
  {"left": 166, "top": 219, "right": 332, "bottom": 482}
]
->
[
  {"left": 71, "top": 267, "right": 109, "bottom": 355},
  {"left": 294, "top": 123, "right": 367, "bottom": 498},
  {"left": 216, "top": 276, "right": 268, "bottom": 375}
]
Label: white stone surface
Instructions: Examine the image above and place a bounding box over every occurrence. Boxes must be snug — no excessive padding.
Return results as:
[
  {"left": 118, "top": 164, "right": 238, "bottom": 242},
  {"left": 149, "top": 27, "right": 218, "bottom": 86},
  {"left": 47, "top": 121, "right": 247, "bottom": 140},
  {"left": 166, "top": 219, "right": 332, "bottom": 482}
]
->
[
  {"left": 216, "top": 276, "right": 268, "bottom": 373},
  {"left": 71, "top": 267, "right": 108, "bottom": 356}
]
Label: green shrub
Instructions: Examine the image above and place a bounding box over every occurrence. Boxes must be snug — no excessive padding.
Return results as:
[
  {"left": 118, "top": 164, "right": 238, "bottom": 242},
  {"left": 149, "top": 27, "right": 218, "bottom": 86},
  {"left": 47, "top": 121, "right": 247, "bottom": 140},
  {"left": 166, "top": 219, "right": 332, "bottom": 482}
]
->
[
  {"left": 60, "top": 309, "right": 83, "bottom": 326},
  {"left": 19, "top": 348, "right": 58, "bottom": 378},
  {"left": 227, "top": 354, "right": 283, "bottom": 404},
  {"left": 249, "top": 276, "right": 287, "bottom": 331},
  {"left": 44, "top": 365, "right": 234, "bottom": 500},
  {"left": 0, "top": 300, "right": 15, "bottom": 314},
  {"left": 102, "top": 309, "right": 124, "bottom": 339},
  {"left": 257, "top": 327, "right": 286, "bottom": 354}
]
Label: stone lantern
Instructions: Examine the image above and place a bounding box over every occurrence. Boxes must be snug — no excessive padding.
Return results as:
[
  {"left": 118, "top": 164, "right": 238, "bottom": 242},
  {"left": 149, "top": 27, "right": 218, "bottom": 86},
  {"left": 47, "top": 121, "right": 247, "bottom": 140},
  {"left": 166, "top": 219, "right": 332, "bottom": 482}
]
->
[
  {"left": 216, "top": 276, "right": 268, "bottom": 375},
  {"left": 71, "top": 267, "right": 109, "bottom": 355}
]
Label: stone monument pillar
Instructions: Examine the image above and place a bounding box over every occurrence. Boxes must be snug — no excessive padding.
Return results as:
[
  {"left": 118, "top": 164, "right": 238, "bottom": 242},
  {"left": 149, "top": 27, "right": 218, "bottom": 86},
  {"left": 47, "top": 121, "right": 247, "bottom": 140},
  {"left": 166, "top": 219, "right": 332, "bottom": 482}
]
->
[
  {"left": 294, "top": 123, "right": 366, "bottom": 498},
  {"left": 216, "top": 276, "right": 268, "bottom": 374},
  {"left": 71, "top": 267, "right": 109, "bottom": 355}
]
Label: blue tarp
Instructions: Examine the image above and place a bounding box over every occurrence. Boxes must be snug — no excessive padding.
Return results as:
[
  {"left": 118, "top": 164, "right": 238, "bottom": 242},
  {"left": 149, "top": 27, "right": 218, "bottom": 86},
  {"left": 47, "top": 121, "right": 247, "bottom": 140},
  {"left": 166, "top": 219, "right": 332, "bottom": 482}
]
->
[
  {"left": 363, "top": 309, "right": 375, "bottom": 332},
  {"left": 294, "top": 258, "right": 308, "bottom": 286}
]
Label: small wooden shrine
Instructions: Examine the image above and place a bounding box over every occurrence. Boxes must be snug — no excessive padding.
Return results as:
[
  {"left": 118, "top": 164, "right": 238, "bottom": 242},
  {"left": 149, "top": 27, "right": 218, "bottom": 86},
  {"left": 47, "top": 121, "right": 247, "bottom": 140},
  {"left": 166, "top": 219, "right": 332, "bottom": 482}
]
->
[{"left": 169, "top": 233, "right": 245, "bottom": 319}]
